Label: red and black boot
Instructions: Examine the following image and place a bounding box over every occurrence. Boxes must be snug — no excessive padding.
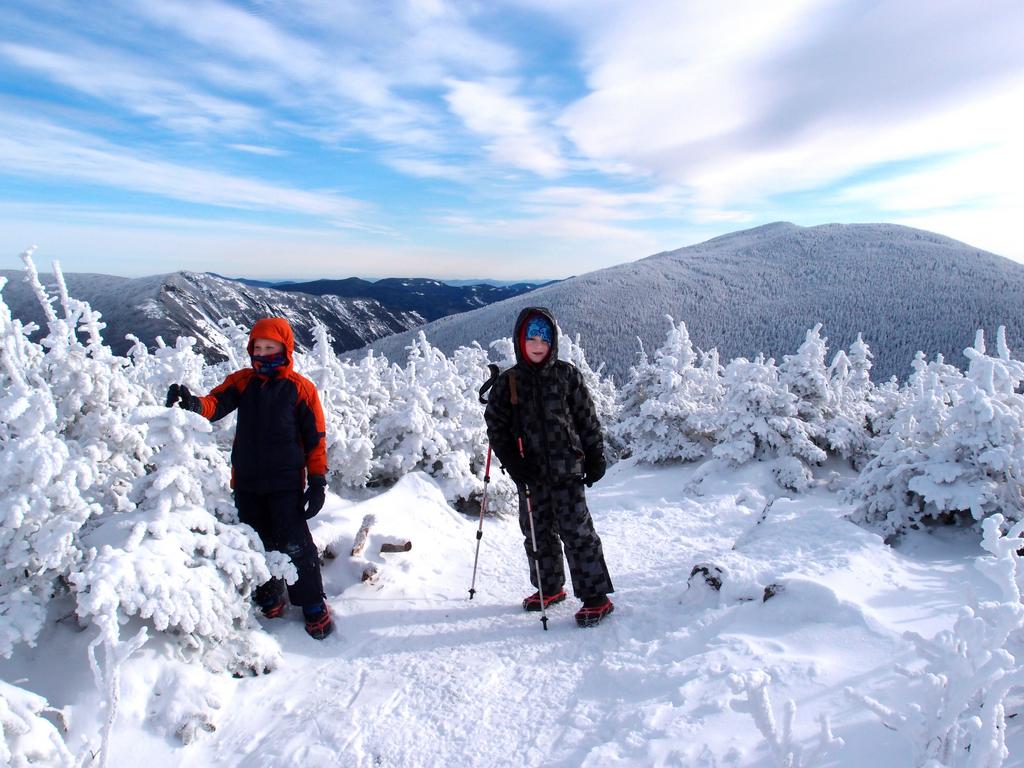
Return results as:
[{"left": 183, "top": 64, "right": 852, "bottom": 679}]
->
[
  {"left": 255, "top": 580, "right": 287, "bottom": 619},
  {"left": 522, "top": 588, "right": 567, "bottom": 612},
  {"left": 303, "top": 602, "right": 334, "bottom": 640},
  {"left": 575, "top": 595, "right": 614, "bottom": 627}
]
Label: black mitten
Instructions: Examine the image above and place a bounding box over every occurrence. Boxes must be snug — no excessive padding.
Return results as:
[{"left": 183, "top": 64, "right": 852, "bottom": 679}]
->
[
  {"left": 165, "top": 383, "right": 201, "bottom": 413},
  {"left": 303, "top": 475, "right": 327, "bottom": 519},
  {"left": 584, "top": 452, "right": 606, "bottom": 487}
]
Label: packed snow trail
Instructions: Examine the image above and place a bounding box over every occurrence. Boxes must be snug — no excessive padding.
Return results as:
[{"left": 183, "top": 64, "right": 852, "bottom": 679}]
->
[{"left": 52, "top": 460, "right": 1018, "bottom": 766}]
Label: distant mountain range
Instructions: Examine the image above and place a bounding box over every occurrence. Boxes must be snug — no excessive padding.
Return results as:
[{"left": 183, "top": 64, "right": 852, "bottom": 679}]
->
[
  {"left": 6, "top": 223, "right": 1019, "bottom": 382},
  {"left": 272, "top": 277, "right": 552, "bottom": 322},
  {"left": 363, "top": 222, "right": 1024, "bottom": 383},
  {"left": 0, "top": 270, "right": 542, "bottom": 361}
]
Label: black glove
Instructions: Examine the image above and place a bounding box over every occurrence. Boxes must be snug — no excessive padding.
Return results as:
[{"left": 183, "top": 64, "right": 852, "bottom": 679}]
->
[
  {"left": 502, "top": 454, "right": 539, "bottom": 486},
  {"left": 584, "top": 452, "right": 606, "bottom": 487},
  {"left": 303, "top": 475, "right": 327, "bottom": 519},
  {"left": 165, "top": 383, "right": 201, "bottom": 413}
]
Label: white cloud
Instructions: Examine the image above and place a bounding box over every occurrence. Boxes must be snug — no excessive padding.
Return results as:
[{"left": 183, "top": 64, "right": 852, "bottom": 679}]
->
[
  {"left": 0, "top": 42, "right": 261, "bottom": 135},
  {"left": 0, "top": 115, "right": 370, "bottom": 224},
  {"left": 444, "top": 78, "right": 565, "bottom": 176},
  {"left": 227, "top": 144, "right": 287, "bottom": 157},
  {"left": 554, "top": 0, "right": 1024, "bottom": 213},
  {"left": 382, "top": 155, "right": 472, "bottom": 183}
]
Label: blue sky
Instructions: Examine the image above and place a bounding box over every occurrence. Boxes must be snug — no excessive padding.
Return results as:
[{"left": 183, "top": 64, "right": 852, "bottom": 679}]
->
[{"left": 1, "top": 0, "right": 1022, "bottom": 280}]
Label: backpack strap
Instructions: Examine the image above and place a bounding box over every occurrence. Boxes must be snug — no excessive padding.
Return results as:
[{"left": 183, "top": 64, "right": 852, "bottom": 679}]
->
[{"left": 478, "top": 363, "right": 500, "bottom": 404}]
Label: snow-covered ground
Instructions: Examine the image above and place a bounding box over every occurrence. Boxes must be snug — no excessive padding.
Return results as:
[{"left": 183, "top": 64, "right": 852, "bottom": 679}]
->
[{"left": 4, "top": 458, "right": 1012, "bottom": 767}]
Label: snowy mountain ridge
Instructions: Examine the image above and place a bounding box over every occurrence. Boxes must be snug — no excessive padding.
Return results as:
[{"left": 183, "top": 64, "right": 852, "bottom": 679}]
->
[
  {"left": 0, "top": 269, "right": 422, "bottom": 361},
  {"left": 365, "top": 221, "right": 1024, "bottom": 382}
]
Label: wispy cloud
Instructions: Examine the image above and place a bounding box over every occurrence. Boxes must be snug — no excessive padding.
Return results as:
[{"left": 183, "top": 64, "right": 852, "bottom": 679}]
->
[
  {"left": 444, "top": 78, "right": 566, "bottom": 176},
  {"left": 0, "top": 115, "right": 373, "bottom": 225},
  {"left": 0, "top": 42, "right": 261, "bottom": 135},
  {"left": 554, "top": 0, "right": 1024, "bottom": 213},
  {"left": 227, "top": 144, "right": 288, "bottom": 157}
]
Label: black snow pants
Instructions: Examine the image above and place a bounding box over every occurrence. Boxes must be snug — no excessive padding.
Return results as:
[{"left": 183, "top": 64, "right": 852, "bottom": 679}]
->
[
  {"left": 235, "top": 490, "right": 325, "bottom": 609},
  {"left": 519, "top": 480, "right": 614, "bottom": 600}
]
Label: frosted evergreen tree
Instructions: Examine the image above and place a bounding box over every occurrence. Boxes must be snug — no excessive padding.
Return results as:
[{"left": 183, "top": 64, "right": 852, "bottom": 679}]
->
[
  {"left": 848, "top": 331, "right": 1024, "bottom": 536},
  {"left": 613, "top": 317, "right": 721, "bottom": 463},
  {"left": 72, "top": 403, "right": 288, "bottom": 670},
  {"left": 825, "top": 340, "right": 875, "bottom": 466},
  {"left": 0, "top": 274, "right": 98, "bottom": 657},
  {"left": 848, "top": 332, "right": 873, "bottom": 396},
  {"left": 211, "top": 315, "right": 253, "bottom": 377},
  {"left": 31, "top": 259, "right": 150, "bottom": 512},
  {"left": 779, "top": 323, "right": 833, "bottom": 436},
  {"left": 913, "top": 329, "right": 1024, "bottom": 522},
  {"left": 373, "top": 340, "right": 442, "bottom": 483},
  {"left": 126, "top": 333, "right": 207, "bottom": 403},
  {"left": 371, "top": 332, "right": 491, "bottom": 502},
  {"left": 560, "top": 331, "right": 619, "bottom": 429},
  {"left": 712, "top": 355, "right": 825, "bottom": 491},
  {"left": 847, "top": 356, "right": 959, "bottom": 536},
  {"left": 303, "top": 323, "right": 374, "bottom": 488},
  {"left": 488, "top": 336, "right": 516, "bottom": 370}
]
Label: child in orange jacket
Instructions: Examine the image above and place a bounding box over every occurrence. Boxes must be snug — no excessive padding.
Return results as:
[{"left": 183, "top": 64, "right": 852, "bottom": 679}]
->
[{"left": 166, "top": 317, "right": 333, "bottom": 639}]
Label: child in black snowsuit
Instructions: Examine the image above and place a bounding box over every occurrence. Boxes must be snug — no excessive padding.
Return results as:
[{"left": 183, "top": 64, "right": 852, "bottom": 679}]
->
[
  {"left": 484, "top": 307, "right": 615, "bottom": 626},
  {"left": 166, "top": 316, "right": 333, "bottom": 640}
]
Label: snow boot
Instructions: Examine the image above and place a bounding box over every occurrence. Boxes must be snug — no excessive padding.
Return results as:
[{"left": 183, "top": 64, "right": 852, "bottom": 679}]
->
[
  {"left": 303, "top": 602, "right": 334, "bottom": 640},
  {"left": 575, "top": 595, "right": 614, "bottom": 627},
  {"left": 261, "top": 599, "right": 287, "bottom": 619},
  {"left": 255, "top": 579, "right": 287, "bottom": 618},
  {"left": 522, "top": 588, "right": 567, "bottom": 612}
]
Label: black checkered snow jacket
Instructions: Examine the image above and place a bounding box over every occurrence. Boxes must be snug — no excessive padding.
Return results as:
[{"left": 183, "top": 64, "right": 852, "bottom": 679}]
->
[{"left": 484, "top": 307, "right": 605, "bottom": 486}]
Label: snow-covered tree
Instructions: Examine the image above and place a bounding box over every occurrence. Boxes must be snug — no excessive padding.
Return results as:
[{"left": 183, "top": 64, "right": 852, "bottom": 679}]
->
[
  {"left": 72, "top": 405, "right": 286, "bottom": 671},
  {"left": 371, "top": 332, "right": 494, "bottom": 503},
  {"left": 560, "top": 331, "right": 618, "bottom": 430},
  {"left": 779, "top": 323, "right": 833, "bottom": 431},
  {"left": 713, "top": 355, "right": 825, "bottom": 491},
  {"left": 847, "top": 358, "right": 956, "bottom": 536},
  {"left": 303, "top": 323, "right": 375, "bottom": 488},
  {"left": 824, "top": 334, "right": 877, "bottom": 465},
  {"left": 22, "top": 259, "right": 151, "bottom": 513},
  {"left": 612, "top": 317, "right": 721, "bottom": 463},
  {"left": 849, "top": 329, "right": 1024, "bottom": 535},
  {"left": 0, "top": 273, "right": 98, "bottom": 657}
]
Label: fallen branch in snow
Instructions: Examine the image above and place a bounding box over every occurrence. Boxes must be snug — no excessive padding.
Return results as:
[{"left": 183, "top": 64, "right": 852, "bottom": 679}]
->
[
  {"left": 729, "top": 670, "right": 843, "bottom": 768},
  {"left": 380, "top": 541, "right": 412, "bottom": 553},
  {"left": 731, "top": 496, "right": 777, "bottom": 551},
  {"left": 351, "top": 514, "right": 376, "bottom": 557},
  {"left": 87, "top": 623, "right": 149, "bottom": 768}
]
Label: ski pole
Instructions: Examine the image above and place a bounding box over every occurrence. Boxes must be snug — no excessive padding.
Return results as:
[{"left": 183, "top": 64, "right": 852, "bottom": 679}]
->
[
  {"left": 508, "top": 372, "right": 548, "bottom": 631},
  {"left": 468, "top": 444, "right": 492, "bottom": 600},
  {"left": 519, "top": 437, "right": 549, "bottom": 631},
  {"left": 469, "top": 364, "right": 501, "bottom": 600}
]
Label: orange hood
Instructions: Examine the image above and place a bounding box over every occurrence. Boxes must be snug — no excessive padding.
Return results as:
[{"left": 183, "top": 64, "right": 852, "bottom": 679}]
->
[{"left": 247, "top": 317, "right": 295, "bottom": 371}]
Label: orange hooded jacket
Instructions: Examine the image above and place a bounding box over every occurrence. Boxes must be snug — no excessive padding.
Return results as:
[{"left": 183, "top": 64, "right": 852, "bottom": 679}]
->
[{"left": 196, "top": 317, "right": 328, "bottom": 492}]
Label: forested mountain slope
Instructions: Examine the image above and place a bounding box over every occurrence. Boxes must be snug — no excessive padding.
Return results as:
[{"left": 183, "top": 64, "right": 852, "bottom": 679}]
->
[{"left": 365, "top": 222, "right": 1024, "bottom": 381}]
